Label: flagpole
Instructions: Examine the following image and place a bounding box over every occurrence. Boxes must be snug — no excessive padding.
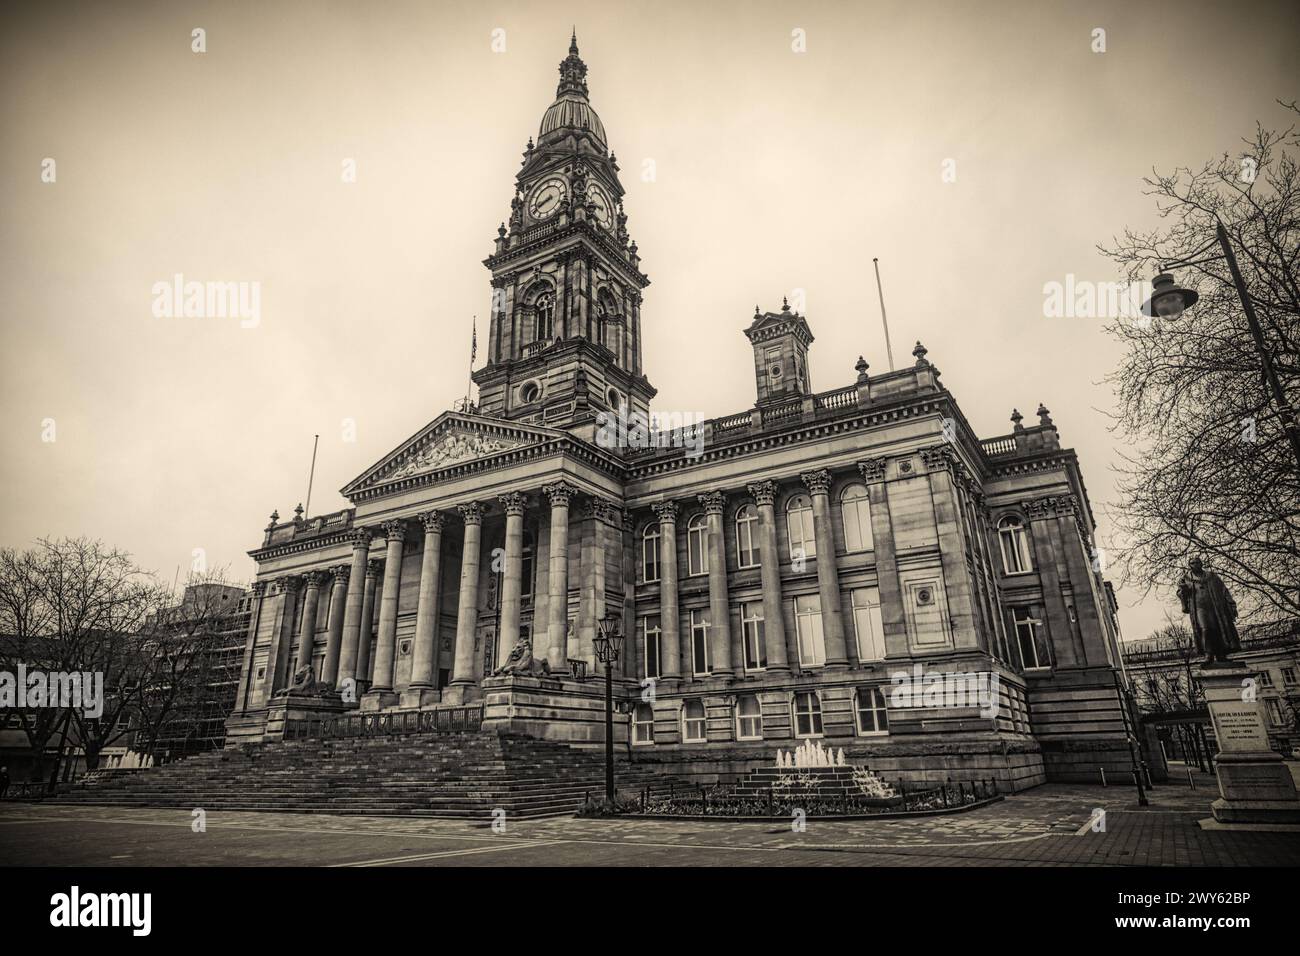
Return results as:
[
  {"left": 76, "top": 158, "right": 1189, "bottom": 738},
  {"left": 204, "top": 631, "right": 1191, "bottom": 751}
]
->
[
  {"left": 465, "top": 315, "right": 477, "bottom": 410},
  {"left": 304, "top": 434, "right": 320, "bottom": 518},
  {"left": 872, "top": 258, "right": 896, "bottom": 372}
]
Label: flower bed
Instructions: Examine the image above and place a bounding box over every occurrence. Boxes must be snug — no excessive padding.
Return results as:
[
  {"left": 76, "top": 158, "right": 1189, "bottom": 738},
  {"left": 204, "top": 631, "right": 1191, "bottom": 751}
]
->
[{"left": 578, "top": 774, "right": 1002, "bottom": 820}]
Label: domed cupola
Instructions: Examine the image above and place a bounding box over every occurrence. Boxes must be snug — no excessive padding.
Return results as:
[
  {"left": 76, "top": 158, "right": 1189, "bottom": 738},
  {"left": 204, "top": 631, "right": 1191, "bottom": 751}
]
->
[{"left": 539, "top": 31, "right": 607, "bottom": 146}]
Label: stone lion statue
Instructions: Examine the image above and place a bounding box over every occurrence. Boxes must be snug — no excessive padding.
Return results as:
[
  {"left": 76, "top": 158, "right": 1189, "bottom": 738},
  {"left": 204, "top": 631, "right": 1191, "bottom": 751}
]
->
[
  {"left": 273, "top": 665, "right": 330, "bottom": 697},
  {"left": 493, "top": 637, "right": 551, "bottom": 677}
]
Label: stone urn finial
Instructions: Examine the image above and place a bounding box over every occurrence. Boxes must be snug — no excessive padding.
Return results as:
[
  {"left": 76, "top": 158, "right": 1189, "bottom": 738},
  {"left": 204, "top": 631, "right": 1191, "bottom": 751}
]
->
[
  {"left": 912, "top": 340, "right": 929, "bottom": 365},
  {"left": 1010, "top": 408, "right": 1024, "bottom": 431}
]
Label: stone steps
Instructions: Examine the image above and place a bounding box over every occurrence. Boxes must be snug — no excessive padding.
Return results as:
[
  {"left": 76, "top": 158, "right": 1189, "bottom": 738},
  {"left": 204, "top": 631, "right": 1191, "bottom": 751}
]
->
[{"left": 56, "top": 731, "right": 678, "bottom": 818}]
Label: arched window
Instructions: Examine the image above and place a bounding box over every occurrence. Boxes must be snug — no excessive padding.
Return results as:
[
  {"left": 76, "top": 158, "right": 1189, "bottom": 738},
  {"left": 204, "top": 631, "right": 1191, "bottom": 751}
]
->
[
  {"left": 535, "top": 293, "right": 554, "bottom": 341},
  {"left": 687, "top": 512, "right": 708, "bottom": 576},
  {"left": 793, "top": 691, "right": 824, "bottom": 738},
  {"left": 855, "top": 687, "right": 889, "bottom": 735},
  {"left": 641, "top": 523, "right": 660, "bottom": 583},
  {"left": 736, "top": 695, "right": 762, "bottom": 740},
  {"left": 595, "top": 303, "right": 608, "bottom": 349},
  {"left": 786, "top": 494, "right": 816, "bottom": 560},
  {"left": 841, "top": 484, "right": 874, "bottom": 552},
  {"left": 632, "top": 703, "right": 655, "bottom": 745},
  {"left": 682, "top": 700, "right": 707, "bottom": 743},
  {"left": 998, "top": 515, "right": 1033, "bottom": 574},
  {"left": 735, "top": 503, "right": 759, "bottom": 568}
]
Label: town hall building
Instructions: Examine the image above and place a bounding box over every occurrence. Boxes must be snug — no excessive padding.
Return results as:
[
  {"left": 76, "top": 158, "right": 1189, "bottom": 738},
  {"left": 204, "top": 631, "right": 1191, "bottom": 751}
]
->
[{"left": 224, "top": 34, "right": 1134, "bottom": 789}]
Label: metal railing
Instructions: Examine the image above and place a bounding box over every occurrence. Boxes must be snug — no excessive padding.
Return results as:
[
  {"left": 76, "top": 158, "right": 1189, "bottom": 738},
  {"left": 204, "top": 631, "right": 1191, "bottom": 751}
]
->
[{"left": 284, "top": 704, "right": 483, "bottom": 740}]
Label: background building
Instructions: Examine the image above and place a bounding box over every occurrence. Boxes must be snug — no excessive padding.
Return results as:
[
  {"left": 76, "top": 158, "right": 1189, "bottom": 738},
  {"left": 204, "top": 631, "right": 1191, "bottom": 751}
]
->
[{"left": 1123, "top": 619, "right": 1300, "bottom": 763}]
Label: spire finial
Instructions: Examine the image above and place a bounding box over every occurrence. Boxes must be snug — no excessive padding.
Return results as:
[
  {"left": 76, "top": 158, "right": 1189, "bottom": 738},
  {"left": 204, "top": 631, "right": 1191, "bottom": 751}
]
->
[{"left": 569, "top": 27, "right": 578, "bottom": 55}]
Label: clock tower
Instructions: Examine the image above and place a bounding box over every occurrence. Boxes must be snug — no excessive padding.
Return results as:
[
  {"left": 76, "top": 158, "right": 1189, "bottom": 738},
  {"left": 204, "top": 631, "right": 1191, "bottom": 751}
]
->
[{"left": 473, "top": 32, "right": 655, "bottom": 443}]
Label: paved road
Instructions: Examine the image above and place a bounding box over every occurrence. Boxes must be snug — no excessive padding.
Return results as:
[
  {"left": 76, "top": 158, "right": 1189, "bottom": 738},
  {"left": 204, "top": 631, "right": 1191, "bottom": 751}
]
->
[{"left": 3, "top": 781, "right": 1298, "bottom": 866}]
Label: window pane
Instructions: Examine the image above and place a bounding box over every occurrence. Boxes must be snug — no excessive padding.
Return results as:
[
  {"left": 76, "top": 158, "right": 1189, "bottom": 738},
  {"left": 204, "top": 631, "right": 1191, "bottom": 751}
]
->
[{"left": 796, "top": 595, "right": 825, "bottom": 667}]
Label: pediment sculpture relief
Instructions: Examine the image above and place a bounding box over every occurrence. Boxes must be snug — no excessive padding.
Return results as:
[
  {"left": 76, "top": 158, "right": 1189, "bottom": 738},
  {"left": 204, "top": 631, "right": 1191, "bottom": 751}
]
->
[{"left": 389, "top": 430, "right": 515, "bottom": 480}]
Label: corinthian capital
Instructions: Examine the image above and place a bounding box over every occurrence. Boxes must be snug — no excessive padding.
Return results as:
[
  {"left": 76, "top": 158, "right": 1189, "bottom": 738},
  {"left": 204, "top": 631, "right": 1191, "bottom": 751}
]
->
[
  {"left": 858, "top": 458, "right": 887, "bottom": 483},
  {"left": 457, "top": 502, "right": 486, "bottom": 526},
  {"left": 697, "top": 491, "right": 727, "bottom": 515},
  {"left": 365, "top": 559, "right": 383, "bottom": 579},
  {"left": 381, "top": 519, "right": 407, "bottom": 542},
  {"left": 542, "top": 481, "right": 578, "bottom": 508},
  {"left": 348, "top": 528, "right": 372, "bottom": 549},
  {"left": 418, "top": 511, "right": 446, "bottom": 533},
  {"left": 747, "top": 480, "right": 778, "bottom": 507},
  {"left": 331, "top": 565, "right": 350, "bottom": 586},
  {"left": 250, "top": 580, "right": 268, "bottom": 596},
  {"left": 303, "top": 570, "right": 325, "bottom": 589},
  {"left": 498, "top": 492, "right": 527, "bottom": 517},
  {"left": 652, "top": 500, "right": 679, "bottom": 523},
  {"left": 800, "top": 469, "right": 833, "bottom": 495}
]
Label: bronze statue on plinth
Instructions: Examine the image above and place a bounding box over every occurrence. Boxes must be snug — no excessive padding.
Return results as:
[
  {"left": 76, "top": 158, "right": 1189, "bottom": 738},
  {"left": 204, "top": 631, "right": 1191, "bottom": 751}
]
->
[{"left": 1177, "top": 557, "right": 1241, "bottom": 666}]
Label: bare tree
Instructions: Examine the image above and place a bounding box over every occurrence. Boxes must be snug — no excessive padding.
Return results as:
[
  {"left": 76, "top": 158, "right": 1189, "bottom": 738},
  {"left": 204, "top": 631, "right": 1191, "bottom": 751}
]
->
[
  {"left": 1100, "top": 102, "right": 1300, "bottom": 624},
  {"left": 0, "top": 538, "right": 167, "bottom": 778}
]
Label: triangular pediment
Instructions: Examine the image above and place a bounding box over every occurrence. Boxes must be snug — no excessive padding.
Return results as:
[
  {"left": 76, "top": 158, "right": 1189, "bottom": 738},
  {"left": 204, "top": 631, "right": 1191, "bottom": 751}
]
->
[{"left": 341, "top": 412, "right": 563, "bottom": 496}]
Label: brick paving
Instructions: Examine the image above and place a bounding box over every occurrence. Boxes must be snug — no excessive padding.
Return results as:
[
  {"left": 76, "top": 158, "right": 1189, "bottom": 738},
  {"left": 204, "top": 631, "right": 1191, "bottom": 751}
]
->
[{"left": 3, "top": 779, "right": 1299, "bottom": 867}]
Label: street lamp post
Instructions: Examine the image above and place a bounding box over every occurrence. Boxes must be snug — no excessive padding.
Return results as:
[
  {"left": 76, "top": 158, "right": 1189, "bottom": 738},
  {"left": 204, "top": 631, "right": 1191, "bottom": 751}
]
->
[
  {"left": 1141, "top": 219, "right": 1300, "bottom": 471},
  {"left": 593, "top": 610, "right": 625, "bottom": 803}
]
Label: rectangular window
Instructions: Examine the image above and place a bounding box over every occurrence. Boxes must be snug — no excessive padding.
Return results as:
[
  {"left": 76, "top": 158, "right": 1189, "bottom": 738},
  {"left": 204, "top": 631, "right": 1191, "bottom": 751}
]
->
[
  {"left": 1259, "top": 671, "right": 1275, "bottom": 688},
  {"left": 632, "top": 704, "right": 655, "bottom": 745},
  {"left": 641, "top": 616, "right": 662, "bottom": 680},
  {"left": 793, "top": 691, "right": 824, "bottom": 738},
  {"left": 855, "top": 687, "right": 889, "bottom": 735},
  {"left": 795, "top": 595, "right": 826, "bottom": 668},
  {"left": 1282, "top": 668, "right": 1297, "bottom": 686},
  {"left": 1013, "top": 607, "right": 1050, "bottom": 670},
  {"left": 690, "top": 609, "right": 711, "bottom": 676},
  {"left": 521, "top": 539, "right": 535, "bottom": 598},
  {"left": 741, "top": 601, "right": 767, "bottom": 671},
  {"left": 851, "top": 588, "right": 886, "bottom": 662},
  {"left": 641, "top": 528, "right": 660, "bottom": 583}
]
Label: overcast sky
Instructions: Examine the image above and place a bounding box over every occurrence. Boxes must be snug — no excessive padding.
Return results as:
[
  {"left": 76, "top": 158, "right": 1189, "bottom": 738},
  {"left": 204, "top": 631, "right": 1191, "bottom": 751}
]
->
[{"left": 2, "top": 0, "right": 1296, "bottom": 640}]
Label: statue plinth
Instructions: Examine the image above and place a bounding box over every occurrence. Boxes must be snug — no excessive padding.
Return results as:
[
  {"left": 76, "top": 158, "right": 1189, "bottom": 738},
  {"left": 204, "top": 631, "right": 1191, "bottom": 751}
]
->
[{"left": 1200, "top": 664, "right": 1300, "bottom": 825}]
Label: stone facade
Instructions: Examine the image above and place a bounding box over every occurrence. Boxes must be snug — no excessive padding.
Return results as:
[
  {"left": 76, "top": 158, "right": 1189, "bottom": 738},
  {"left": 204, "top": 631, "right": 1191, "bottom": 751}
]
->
[{"left": 224, "top": 36, "right": 1134, "bottom": 790}]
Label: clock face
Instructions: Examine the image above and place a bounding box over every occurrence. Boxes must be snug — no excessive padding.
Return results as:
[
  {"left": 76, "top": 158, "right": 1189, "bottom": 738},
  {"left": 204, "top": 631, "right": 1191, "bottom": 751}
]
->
[
  {"left": 528, "top": 177, "right": 567, "bottom": 220},
  {"left": 589, "top": 184, "right": 613, "bottom": 229}
]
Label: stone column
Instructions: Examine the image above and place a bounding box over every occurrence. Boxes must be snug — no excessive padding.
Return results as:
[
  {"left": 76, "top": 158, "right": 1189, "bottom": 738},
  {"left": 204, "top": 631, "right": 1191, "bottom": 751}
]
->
[
  {"left": 337, "top": 529, "right": 372, "bottom": 688},
  {"left": 859, "top": 459, "right": 905, "bottom": 660},
  {"left": 620, "top": 509, "right": 638, "bottom": 680},
  {"left": 698, "top": 491, "right": 733, "bottom": 678},
  {"left": 368, "top": 519, "right": 407, "bottom": 697},
  {"left": 233, "top": 581, "right": 266, "bottom": 713},
  {"left": 653, "top": 501, "right": 681, "bottom": 684},
  {"left": 802, "top": 469, "right": 847, "bottom": 667},
  {"left": 921, "top": 446, "right": 980, "bottom": 652},
  {"left": 497, "top": 493, "right": 526, "bottom": 669},
  {"left": 321, "top": 565, "right": 350, "bottom": 685},
  {"left": 542, "top": 481, "right": 576, "bottom": 673},
  {"left": 748, "top": 480, "right": 789, "bottom": 671},
  {"left": 270, "top": 577, "right": 300, "bottom": 691},
  {"left": 355, "top": 560, "right": 381, "bottom": 687},
  {"left": 449, "top": 503, "right": 486, "bottom": 694},
  {"left": 406, "top": 512, "right": 445, "bottom": 701},
  {"left": 295, "top": 571, "right": 325, "bottom": 673}
]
